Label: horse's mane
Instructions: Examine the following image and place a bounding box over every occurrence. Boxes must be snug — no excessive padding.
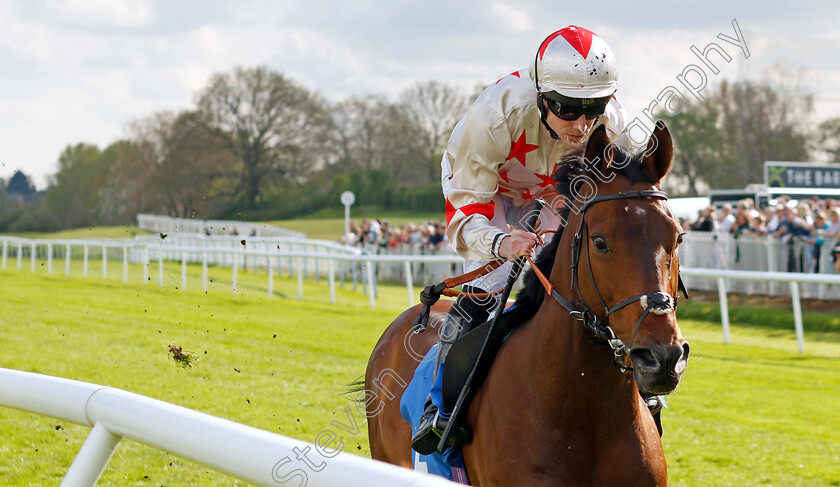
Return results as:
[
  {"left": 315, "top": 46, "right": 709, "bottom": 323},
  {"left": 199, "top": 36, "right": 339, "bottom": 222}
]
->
[{"left": 510, "top": 144, "right": 656, "bottom": 316}]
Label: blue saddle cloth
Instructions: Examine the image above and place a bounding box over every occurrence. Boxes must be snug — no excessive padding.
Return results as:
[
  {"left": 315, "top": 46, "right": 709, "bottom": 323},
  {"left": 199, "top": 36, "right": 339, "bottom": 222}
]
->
[{"left": 399, "top": 343, "right": 469, "bottom": 484}]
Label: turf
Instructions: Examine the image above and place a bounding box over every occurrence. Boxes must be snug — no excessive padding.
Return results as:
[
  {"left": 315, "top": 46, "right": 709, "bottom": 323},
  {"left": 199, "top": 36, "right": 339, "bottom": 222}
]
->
[
  {"left": 0, "top": 262, "right": 839, "bottom": 486},
  {"left": 4, "top": 226, "right": 151, "bottom": 240}
]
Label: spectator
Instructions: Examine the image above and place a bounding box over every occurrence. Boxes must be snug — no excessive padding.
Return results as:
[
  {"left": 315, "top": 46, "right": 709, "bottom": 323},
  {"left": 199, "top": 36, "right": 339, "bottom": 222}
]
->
[
  {"left": 717, "top": 203, "right": 736, "bottom": 234},
  {"left": 825, "top": 208, "right": 840, "bottom": 236},
  {"left": 731, "top": 201, "right": 754, "bottom": 236},
  {"left": 690, "top": 206, "right": 717, "bottom": 232},
  {"left": 368, "top": 219, "right": 382, "bottom": 245},
  {"left": 408, "top": 223, "right": 423, "bottom": 245},
  {"left": 807, "top": 211, "right": 831, "bottom": 272},
  {"left": 427, "top": 222, "right": 446, "bottom": 250}
]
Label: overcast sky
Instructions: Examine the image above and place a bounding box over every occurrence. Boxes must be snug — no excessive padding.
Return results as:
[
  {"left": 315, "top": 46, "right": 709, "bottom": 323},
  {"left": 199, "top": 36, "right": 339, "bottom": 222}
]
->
[{"left": 2, "top": 0, "right": 840, "bottom": 189}]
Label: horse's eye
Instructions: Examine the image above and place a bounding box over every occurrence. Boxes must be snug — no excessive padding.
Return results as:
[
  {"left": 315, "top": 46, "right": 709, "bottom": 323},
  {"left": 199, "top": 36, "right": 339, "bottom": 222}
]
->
[
  {"left": 592, "top": 235, "right": 609, "bottom": 252},
  {"left": 676, "top": 233, "right": 685, "bottom": 246}
]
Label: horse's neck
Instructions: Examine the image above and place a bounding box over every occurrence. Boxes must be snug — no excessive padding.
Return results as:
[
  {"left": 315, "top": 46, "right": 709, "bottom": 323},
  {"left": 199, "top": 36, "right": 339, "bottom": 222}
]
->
[
  {"left": 530, "top": 303, "right": 637, "bottom": 408},
  {"left": 527, "top": 247, "right": 642, "bottom": 429}
]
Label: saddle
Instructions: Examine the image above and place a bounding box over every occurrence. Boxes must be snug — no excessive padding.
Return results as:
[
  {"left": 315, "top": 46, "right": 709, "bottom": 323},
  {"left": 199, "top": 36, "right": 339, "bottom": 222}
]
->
[{"left": 440, "top": 305, "right": 530, "bottom": 412}]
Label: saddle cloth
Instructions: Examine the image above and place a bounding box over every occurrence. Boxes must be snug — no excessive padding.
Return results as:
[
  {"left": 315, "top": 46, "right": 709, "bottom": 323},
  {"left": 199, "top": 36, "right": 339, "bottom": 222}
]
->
[{"left": 400, "top": 343, "right": 469, "bottom": 483}]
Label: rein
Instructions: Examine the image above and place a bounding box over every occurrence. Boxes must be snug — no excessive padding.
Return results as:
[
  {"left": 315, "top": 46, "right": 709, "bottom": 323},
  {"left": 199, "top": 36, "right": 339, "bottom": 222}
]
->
[{"left": 526, "top": 190, "right": 688, "bottom": 371}]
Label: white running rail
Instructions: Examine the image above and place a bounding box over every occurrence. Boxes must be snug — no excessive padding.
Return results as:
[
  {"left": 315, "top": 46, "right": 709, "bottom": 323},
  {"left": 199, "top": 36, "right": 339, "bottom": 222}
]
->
[
  {"left": 681, "top": 267, "right": 840, "bottom": 353},
  {"left": 0, "top": 368, "right": 457, "bottom": 487},
  {"left": 137, "top": 213, "right": 306, "bottom": 238}
]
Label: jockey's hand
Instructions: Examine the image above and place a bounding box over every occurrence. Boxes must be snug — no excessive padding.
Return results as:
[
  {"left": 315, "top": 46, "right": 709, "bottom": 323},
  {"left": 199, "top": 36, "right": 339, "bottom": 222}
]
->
[{"left": 497, "top": 230, "right": 539, "bottom": 262}]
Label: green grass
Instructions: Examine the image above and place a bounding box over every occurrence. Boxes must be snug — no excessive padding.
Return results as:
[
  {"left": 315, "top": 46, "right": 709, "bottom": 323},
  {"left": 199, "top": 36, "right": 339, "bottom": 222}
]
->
[
  {"left": 3, "top": 226, "right": 151, "bottom": 239},
  {"left": 1, "top": 263, "right": 839, "bottom": 486}
]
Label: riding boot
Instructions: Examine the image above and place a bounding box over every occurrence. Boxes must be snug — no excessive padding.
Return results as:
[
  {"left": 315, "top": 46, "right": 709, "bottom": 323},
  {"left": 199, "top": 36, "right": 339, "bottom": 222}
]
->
[
  {"left": 410, "top": 286, "right": 492, "bottom": 454},
  {"left": 411, "top": 395, "right": 473, "bottom": 455},
  {"left": 410, "top": 315, "right": 462, "bottom": 455}
]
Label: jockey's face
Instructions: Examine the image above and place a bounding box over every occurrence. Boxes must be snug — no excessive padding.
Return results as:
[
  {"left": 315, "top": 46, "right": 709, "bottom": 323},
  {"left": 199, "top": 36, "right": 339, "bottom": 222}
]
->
[{"left": 543, "top": 100, "right": 597, "bottom": 147}]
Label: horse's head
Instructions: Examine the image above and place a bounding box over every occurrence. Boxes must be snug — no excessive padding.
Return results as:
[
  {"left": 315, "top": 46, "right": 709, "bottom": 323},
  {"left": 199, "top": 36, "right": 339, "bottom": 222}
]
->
[{"left": 555, "top": 122, "right": 689, "bottom": 395}]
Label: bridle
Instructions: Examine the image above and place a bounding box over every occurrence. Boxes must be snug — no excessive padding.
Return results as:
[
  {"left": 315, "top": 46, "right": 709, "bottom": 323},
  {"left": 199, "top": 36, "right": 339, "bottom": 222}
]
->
[{"left": 530, "top": 191, "right": 689, "bottom": 371}]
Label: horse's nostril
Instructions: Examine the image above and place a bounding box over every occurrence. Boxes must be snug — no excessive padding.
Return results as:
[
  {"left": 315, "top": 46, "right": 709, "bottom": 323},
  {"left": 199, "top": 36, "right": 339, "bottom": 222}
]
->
[
  {"left": 674, "top": 342, "right": 691, "bottom": 374},
  {"left": 629, "top": 348, "right": 659, "bottom": 372}
]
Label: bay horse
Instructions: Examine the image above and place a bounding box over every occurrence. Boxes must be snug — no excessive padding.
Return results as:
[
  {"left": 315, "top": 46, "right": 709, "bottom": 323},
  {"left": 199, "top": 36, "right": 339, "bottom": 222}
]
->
[{"left": 363, "top": 122, "right": 689, "bottom": 486}]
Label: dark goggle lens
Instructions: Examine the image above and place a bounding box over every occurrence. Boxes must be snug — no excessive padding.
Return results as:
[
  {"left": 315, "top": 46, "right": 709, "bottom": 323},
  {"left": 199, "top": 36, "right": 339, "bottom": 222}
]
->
[{"left": 545, "top": 98, "right": 606, "bottom": 121}]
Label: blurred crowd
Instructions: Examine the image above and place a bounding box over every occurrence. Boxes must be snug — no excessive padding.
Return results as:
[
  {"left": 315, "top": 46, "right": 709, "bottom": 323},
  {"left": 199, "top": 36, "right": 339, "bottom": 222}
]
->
[
  {"left": 685, "top": 196, "right": 840, "bottom": 273},
  {"left": 339, "top": 219, "right": 450, "bottom": 252}
]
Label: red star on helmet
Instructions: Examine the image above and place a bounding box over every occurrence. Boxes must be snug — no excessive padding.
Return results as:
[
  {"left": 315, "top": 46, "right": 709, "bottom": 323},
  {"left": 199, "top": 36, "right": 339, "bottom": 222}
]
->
[{"left": 507, "top": 131, "right": 538, "bottom": 165}]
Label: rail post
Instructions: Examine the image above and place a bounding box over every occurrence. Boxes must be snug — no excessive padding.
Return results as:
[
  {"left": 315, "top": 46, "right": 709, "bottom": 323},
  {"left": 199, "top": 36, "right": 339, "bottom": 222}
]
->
[
  {"left": 328, "top": 259, "right": 336, "bottom": 304},
  {"left": 366, "top": 260, "right": 376, "bottom": 308},
  {"left": 404, "top": 261, "right": 414, "bottom": 308},
  {"left": 267, "top": 255, "right": 274, "bottom": 298},
  {"left": 790, "top": 281, "right": 805, "bottom": 353},
  {"left": 62, "top": 422, "right": 121, "bottom": 487},
  {"left": 296, "top": 257, "right": 303, "bottom": 301},
  {"left": 122, "top": 247, "right": 128, "bottom": 283},
  {"left": 181, "top": 251, "right": 187, "bottom": 291},
  {"left": 202, "top": 251, "right": 208, "bottom": 293},
  {"left": 717, "top": 277, "right": 730, "bottom": 345}
]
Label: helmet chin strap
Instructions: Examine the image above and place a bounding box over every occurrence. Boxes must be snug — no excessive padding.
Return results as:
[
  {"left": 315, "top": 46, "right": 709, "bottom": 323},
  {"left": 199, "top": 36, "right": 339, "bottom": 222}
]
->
[{"left": 537, "top": 93, "right": 560, "bottom": 140}]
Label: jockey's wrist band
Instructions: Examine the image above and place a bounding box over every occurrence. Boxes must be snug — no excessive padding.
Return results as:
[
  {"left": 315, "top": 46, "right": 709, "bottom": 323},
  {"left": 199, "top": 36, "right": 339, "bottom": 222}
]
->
[{"left": 491, "top": 232, "right": 507, "bottom": 259}]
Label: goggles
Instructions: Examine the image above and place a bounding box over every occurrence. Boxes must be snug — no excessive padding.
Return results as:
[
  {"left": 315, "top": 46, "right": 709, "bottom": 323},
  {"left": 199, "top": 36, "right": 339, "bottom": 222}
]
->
[{"left": 542, "top": 93, "right": 611, "bottom": 121}]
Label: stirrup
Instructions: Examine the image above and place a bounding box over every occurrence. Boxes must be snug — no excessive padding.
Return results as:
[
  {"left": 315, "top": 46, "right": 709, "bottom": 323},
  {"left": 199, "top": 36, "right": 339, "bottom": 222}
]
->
[{"left": 411, "top": 409, "right": 473, "bottom": 455}]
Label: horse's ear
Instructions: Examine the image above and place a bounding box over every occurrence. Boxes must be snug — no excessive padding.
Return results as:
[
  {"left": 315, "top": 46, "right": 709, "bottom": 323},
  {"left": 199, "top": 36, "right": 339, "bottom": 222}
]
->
[
  {"left": 584, "top": 124, "right": 611, "bottom": 173},
  {"left": 642, "top": 120, "right": 673, "bottom": 183}
]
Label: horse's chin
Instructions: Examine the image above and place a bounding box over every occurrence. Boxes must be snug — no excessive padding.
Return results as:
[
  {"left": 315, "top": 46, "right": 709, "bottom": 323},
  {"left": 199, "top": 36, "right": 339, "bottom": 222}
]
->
[{"left": 634, "top": 370, "right": 683, "bottom": 396}]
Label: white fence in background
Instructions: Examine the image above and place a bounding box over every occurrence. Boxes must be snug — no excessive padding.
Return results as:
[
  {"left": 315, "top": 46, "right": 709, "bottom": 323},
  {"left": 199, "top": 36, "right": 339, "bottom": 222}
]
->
[
  {"left": 681, "top": 232, "right": 840, "bottom": 299},
  {"left": 680, "top": 267, "right": 840, "bottom": 353},
  {"left": 0, "top": 368, "right": 457, "bottom": 487},
  {"left": 0, "top": 235, "right": 461, "bottom": 309},
  {"left": 137, "top": 213, "right": 306, "bottom": 238}
]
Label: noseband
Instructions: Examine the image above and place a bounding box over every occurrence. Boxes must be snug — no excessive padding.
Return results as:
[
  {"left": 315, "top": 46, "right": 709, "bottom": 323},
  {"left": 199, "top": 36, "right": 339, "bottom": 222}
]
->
[{"left": 544, "top": 190, "right": 688, "bottom": 371}]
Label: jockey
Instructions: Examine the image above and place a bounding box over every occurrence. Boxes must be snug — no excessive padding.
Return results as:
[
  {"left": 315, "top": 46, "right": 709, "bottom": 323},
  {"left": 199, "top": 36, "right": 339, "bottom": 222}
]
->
[{"left": 412, "top": 25, "right": 633, "bottom": 455}]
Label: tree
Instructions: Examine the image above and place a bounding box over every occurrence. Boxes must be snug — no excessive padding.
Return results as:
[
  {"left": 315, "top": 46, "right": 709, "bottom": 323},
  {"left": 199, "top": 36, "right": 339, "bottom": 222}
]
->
[
  {"left": 6, "top": 170, "right": 36, "bottom": 201},
  {"left": 399, "top": 80, "right": 468, "bottom": 182},
  {"left": 111, "top": 110, "right": 234, "bottom": 221},
  {"left": 44, "top": 143, "right": 108, "bottom": 229},
  {"left": 658, "top": 100, "right": 733, "bottom": 195},
  {"left": 331, "top": 95, "right": 428, "bottom": 182},
  {"left": 713, "top": 68, "right": 812, "bottom": 187},
  {"left": 196, "top": 66, "right": 327, "bottom": 209},
  {"left": 331, "top": 95, "right": 393, "bottom": 172},
  {"left": 655, "top": 69, "right": 813, "bottom": 192},
  {"left": 816, "top": 117, "right": 840, "bottom": 163}
]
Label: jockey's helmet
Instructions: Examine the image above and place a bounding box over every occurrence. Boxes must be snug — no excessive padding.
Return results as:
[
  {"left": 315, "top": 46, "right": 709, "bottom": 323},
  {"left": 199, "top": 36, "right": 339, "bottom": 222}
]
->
[{"left": 529, "top": 25, "right": 618, "bottom": 100}]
